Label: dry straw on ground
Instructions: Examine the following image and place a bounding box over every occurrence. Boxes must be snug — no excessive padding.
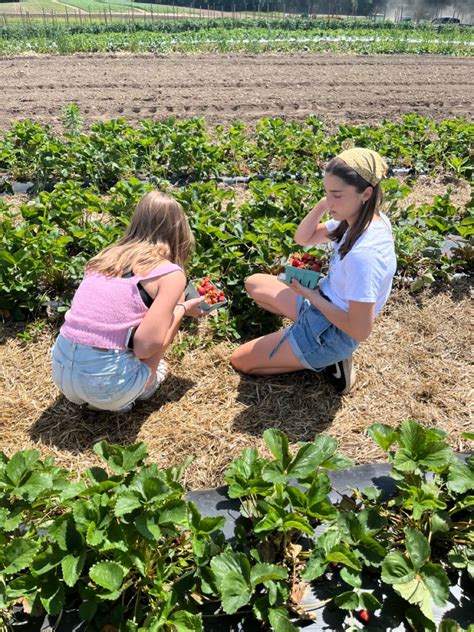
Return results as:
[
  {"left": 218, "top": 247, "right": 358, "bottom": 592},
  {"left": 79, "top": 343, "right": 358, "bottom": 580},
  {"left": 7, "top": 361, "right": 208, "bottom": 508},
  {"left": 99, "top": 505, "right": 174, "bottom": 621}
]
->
[{"left": 0, "top": 287, "right": 472, "bottom": 490}]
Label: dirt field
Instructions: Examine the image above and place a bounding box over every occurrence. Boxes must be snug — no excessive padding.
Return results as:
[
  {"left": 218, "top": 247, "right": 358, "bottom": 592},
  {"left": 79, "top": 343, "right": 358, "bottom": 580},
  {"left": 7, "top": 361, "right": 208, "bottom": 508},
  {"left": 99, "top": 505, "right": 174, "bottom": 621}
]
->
[{"left": 1, "top": 53, "right": 473, "bottom": 131}]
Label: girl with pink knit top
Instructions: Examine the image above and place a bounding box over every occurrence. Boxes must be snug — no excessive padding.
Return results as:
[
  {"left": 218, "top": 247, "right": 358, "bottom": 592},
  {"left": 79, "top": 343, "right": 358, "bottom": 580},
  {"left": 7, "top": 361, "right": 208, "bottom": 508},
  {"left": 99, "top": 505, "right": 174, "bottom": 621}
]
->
[{"left": 51, "top": 191, "right": 205, "bottom": 412}]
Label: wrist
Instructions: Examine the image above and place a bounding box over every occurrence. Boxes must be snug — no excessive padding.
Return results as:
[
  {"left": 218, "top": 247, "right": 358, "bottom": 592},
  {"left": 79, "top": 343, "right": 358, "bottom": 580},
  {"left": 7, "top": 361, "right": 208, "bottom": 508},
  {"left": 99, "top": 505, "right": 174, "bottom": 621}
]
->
[
  {"left": 308, "top": 288, "right": 323, "bottom": 307},
  {"left": 176, "top": 302, "right": 186, "bottom": 316}
]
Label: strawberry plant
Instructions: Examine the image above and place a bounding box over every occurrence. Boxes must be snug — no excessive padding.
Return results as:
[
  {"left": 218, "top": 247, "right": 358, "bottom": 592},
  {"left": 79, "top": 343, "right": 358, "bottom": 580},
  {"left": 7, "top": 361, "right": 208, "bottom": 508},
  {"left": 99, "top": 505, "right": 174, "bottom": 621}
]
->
[
  {"left": 1, "top": 112, "right": 472, "bottom": 329},
  {"left": 0, "top": 422, "right": 472, "bottom": 630},
  {"left": 1, "top": 114, "right": 472, "bottom": 193},
  {"left": 302, "top": 420, "right": 473, "bottom": 631},
  {"left": 216, "top": 430, "right": 352, "bottom": 629},
  {"left": 0, "top": 441, "right": 224, "bottom": 631}
]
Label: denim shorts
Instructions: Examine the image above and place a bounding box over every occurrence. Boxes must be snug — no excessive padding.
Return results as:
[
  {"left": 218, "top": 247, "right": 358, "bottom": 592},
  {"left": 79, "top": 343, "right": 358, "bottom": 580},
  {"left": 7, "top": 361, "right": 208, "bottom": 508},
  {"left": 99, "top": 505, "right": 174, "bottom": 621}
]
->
[
  {"left": 286, "top": 296, "right": 359, "bottom": 371},
  {"left": 51, "top": 334, "right": 151, "bottom": 412}
]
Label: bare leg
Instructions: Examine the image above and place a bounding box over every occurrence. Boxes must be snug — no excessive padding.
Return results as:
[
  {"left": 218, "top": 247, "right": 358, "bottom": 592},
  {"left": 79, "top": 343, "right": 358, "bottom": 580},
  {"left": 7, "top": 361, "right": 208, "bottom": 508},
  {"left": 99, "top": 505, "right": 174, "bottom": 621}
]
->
[
  {"left": 245, "top": 273, "right": 300, "bottom": 321},
  {"left": 230, "top": 330, "right": 306, "bottom": 375}
]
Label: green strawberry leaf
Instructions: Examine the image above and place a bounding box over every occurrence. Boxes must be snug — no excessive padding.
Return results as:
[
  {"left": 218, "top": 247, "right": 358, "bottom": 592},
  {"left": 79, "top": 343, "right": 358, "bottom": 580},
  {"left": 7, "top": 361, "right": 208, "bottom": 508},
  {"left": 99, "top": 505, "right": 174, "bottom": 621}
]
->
[
  {"left": 1, "top": 539, "right": 40, "bottom": 574},
  {"left": 405, "top": 528, "right": 431, "bottom": 569},
  {"left": 367, "top": 423, "right": 399, "bottom": 451},
  {"left": 250, "top": 562, "right": 288, "bottom": 587},
  {"left": 268, "top": 607, "right": 299, "bottom": 632},
  {"left": 169, "top": 610, "right": 203, "bottom": 632},
  {"left": 420, "top": 562, "right": 449, "bottom": 607},
  {"left": 382, "top": 552, "right": 416, "bottom": 584},
  {"left": 89, "top": 561, "right": 124, "bottom": 592},
  {"left": 326, "top": 545, "right": 362, "bottom": 571},
  {"left": 393, "top": 577, "right": 434, "bottom": 621},
  {"left": 263, "top": 429, "right": 291, "bottom": 468},
  {"left": 447, "top": 461, "right": 474, "bottom": 494},
  {"left": 61, "top": 552, "right": 86, "bottom": 587},
  {"left": 220, "top": 572, "right": 252, "bottom": 614}
]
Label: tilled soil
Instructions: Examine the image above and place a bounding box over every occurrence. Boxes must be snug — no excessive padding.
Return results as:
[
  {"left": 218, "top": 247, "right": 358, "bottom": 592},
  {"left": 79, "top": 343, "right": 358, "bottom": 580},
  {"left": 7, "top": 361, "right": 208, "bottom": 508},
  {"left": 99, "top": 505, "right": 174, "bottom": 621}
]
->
[{"left": 1, "top": 53, "right": 473, "bottom": 130}]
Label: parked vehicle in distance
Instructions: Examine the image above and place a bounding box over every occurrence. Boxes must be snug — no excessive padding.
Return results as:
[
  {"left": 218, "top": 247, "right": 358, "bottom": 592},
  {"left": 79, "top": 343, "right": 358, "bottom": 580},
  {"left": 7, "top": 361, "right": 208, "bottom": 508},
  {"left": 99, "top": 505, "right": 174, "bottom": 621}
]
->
[{"left": 431, "top": 17, "right": 461, "bottom": 24}]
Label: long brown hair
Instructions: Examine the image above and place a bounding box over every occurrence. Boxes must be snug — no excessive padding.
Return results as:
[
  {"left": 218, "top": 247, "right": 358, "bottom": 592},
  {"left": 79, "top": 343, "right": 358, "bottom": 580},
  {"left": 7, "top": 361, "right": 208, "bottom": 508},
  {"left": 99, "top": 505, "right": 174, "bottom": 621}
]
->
[
  {"left": 86, "top": 191, "right": 194, "bottom": 276},
  {"left": 326, "top": 157, "right": 383, "bottom": 259}
]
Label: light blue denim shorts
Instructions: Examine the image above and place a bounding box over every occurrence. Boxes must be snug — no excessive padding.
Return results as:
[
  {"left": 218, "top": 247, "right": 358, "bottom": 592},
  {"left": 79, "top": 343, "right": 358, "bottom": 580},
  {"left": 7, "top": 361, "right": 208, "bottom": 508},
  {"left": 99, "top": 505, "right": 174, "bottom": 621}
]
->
[
  {"left": 286, "top": 296, "right": 359, "bottom": 371},
  {"left": 51, "top": 334, "right": 151, "bottom": 412}
]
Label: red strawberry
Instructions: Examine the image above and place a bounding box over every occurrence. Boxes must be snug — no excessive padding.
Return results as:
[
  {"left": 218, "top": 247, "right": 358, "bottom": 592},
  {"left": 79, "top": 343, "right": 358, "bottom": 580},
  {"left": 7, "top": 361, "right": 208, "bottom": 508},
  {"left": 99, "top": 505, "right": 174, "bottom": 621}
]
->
[
  {"left": 196, "top": 277, "right": 226, "bottom": 305},
  {"left": 358, "top": 610, "right": 370, "bottom": 623}
]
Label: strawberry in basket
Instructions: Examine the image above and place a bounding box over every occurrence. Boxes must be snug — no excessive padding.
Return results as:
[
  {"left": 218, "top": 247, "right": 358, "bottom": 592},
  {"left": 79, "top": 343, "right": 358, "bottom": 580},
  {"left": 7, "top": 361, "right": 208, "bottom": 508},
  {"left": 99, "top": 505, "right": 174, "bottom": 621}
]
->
[
  {"left": 289, "top": 252, "right": 323, "bottom": 273},
  {"left": 196, "top": 277, "right": 226, "bottom": 306}
]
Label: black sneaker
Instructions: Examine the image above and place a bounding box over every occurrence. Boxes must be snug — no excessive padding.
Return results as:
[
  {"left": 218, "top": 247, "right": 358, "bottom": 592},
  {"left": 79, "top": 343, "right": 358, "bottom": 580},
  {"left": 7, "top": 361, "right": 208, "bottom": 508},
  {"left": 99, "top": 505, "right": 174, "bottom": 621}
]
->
[{"left": 323, "top": 357, "right": 356, "bottom": 394}]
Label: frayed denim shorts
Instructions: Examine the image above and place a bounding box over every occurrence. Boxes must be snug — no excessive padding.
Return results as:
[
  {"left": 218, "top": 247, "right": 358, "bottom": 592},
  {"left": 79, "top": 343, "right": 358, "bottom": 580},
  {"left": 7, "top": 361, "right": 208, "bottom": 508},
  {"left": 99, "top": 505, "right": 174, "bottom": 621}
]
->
[
  {"left": 285, "top": 296, "right": 359, "bottom": 371},
  {"left": 51, "top": 334, "right": 151, "bottom": 412}
]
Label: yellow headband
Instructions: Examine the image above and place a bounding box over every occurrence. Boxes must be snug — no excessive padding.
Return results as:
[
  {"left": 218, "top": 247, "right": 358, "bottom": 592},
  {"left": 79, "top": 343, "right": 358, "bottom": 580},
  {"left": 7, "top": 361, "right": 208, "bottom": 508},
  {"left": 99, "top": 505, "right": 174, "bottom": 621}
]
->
[{"left": 336, "top": 148, "right": 388, "bottom": 187}]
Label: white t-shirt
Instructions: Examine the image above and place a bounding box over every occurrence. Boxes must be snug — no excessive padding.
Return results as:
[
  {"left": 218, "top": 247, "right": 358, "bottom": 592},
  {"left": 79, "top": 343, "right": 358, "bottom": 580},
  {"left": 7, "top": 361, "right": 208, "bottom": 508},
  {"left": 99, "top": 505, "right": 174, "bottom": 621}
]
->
[{"left": 318, "top": 213, "right": 397, "bottom": 317}]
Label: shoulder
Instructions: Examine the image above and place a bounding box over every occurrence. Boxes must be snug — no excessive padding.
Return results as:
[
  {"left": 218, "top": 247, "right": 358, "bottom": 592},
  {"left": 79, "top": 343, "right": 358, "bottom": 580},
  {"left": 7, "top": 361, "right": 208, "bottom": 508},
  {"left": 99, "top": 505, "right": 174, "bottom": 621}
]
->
[
  {"left": 141, "top": 261, "right": 184, "bottom": 279},
  {"left": 146, "top": 267, "right": 186, "bottom": 286},
  {"left": 346, "top": 228, "right": 393, "bottom": 262},
  {"left": 354, "top": 218, "right": 394, "bottom": 249},
  {"left": 140, "top": 268, "right": 186, "bottom": 302}
]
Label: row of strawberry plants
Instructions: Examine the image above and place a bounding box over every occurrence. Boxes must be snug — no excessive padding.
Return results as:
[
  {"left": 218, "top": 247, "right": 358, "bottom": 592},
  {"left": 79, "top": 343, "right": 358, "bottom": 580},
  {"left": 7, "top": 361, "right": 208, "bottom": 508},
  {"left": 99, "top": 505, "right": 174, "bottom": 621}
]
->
[
  {"left": 1, "top": 27, "right": 472, "bottom": 55},
  {"left": 2, "top": 18, "right": 470, "bottom": 40},
  {"left": 1, "top": 176, "right": 472, "bottom": 332},
  {"left": 1, "top": 114, "right": 472, "bottom": 192},
  {"left": 1, "top": 420, "right": 472, "bottom": 631}
]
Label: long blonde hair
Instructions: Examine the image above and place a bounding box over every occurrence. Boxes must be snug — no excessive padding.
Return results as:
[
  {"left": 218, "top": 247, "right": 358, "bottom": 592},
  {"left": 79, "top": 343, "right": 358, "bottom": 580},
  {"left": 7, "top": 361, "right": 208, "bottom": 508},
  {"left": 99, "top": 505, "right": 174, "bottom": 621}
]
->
[{"left": 86, "top": 191, "right": 194, "bottom": 276}]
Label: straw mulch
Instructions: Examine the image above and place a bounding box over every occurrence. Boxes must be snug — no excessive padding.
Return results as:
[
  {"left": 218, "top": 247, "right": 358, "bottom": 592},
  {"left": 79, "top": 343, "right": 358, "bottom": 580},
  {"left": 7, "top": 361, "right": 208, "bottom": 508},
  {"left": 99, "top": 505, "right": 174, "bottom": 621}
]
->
[{"left": 0, "top": 286, "right": 472, "bottom": 490}]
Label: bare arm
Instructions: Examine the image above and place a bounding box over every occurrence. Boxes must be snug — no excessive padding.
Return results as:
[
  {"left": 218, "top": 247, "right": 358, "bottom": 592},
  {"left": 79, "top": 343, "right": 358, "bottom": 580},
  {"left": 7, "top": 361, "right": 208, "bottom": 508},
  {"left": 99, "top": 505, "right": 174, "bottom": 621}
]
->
[
  {"left": 133, "top": 271, "right": 187, "bottom": 360},
  {"left": 294, "top": 198, "right": 332, "bottom": 246},
  {"left": 290, "top": 279, "right": 375, "bottom": 342}
]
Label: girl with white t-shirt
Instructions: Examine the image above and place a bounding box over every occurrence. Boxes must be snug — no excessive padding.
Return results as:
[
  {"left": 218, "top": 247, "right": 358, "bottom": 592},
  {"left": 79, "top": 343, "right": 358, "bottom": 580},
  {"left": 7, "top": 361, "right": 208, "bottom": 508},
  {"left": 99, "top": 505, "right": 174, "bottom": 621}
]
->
[{"left": 230, "top": 148, "right": 397, "bottom": 394}]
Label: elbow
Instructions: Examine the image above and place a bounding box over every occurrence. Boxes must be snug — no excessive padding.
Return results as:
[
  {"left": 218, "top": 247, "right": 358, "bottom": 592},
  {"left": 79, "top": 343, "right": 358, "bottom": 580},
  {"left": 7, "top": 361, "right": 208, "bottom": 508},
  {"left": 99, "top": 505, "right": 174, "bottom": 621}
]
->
[
  {"left": 133, "top": 335, "right": 164, "bottom": 360},
  {"left": 294, "top": 233, "right": 305, "bottom": 246},
  {"left": 294, "top": 233, "right": 312, "bottom": 246},
  {"left": 353, "top": 325, "right": 372, "bottom": 343}
]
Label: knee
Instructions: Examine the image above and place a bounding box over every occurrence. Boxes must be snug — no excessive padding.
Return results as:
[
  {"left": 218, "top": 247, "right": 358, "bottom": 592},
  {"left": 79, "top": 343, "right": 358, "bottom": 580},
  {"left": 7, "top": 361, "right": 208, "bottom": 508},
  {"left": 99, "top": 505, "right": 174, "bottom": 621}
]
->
[
  {"left": 230, "top": 347, "right": 250, "bottom": 374},
  {"left": 244, "top": 273, "right": 264, "bottom": 299}
]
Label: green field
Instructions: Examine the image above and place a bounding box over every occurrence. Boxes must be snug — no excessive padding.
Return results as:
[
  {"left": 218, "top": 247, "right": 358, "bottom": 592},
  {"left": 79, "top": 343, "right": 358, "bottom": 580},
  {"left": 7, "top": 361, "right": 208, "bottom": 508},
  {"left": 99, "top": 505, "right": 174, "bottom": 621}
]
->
[
  {"left": 0, "top": 0, "right": 77, "bottom": 13},
  {"left": 0, "top": 0, "right": 203, "bottom": 14}
]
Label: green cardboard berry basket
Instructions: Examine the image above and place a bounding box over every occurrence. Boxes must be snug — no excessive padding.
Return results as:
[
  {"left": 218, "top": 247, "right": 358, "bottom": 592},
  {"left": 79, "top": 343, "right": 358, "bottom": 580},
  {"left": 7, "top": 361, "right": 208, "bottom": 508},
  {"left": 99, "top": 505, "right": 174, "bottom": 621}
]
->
[
  {"left": 185, "top": 280, "right": 227, "bottom": 313},
  {"left": 284, "top": 265, "right": 321, "bottom": 289}
]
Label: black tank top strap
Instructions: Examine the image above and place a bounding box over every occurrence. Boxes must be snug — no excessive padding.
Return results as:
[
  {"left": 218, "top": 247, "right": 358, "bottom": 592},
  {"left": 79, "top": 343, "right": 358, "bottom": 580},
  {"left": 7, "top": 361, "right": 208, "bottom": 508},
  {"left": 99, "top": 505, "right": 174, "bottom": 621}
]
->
[{"left": 122, "top": 270, "right": 154, "bottom": 308}]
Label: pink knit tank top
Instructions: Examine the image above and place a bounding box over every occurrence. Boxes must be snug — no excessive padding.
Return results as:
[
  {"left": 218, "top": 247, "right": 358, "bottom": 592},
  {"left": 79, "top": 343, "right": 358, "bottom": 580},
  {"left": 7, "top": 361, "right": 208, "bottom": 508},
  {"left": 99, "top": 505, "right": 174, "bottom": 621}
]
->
[{"left": 60, "top": 262, "right": 182, "bottom": 350}]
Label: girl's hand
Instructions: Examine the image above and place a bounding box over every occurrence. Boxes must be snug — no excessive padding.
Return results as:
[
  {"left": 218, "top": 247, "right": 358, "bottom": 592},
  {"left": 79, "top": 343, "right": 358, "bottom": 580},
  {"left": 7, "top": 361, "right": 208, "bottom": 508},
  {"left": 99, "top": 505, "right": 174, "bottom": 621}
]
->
[
  {"left": 181, "top": 297, "right": 208, "bottom": 318},
  {"left": 290, "top": 279, "right": 319, "bottom": 303}
]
